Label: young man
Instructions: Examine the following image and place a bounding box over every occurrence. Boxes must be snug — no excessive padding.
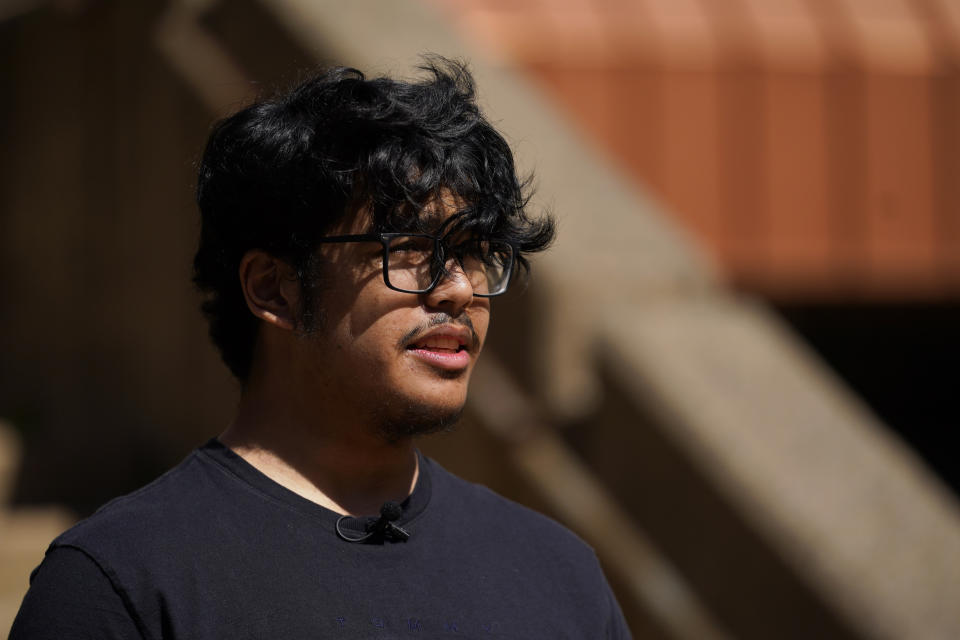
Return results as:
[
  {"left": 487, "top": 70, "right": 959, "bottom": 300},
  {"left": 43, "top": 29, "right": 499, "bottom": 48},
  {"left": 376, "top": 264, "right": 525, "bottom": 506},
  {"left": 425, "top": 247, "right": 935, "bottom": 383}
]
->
[{"left": 12, "top": 59, "right": 631, "bottom": 639}]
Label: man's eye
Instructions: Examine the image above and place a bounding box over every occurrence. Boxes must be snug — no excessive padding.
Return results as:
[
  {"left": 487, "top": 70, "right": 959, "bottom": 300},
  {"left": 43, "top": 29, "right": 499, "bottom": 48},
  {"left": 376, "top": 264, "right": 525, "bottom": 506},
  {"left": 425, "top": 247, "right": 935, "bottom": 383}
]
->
[
  {"left": 451, "top": 240, "right": 487, "bottom": 259},
  {"left": 388, "top": 237, "right": 433, "bottom": 253}
]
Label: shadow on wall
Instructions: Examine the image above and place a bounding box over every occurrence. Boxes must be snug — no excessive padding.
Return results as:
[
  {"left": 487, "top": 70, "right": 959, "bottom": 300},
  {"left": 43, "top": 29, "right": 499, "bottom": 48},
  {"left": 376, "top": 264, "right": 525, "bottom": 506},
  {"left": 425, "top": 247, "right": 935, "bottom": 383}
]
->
[{"left": 0, "top": 1, "right": 243, "bottom": 514}]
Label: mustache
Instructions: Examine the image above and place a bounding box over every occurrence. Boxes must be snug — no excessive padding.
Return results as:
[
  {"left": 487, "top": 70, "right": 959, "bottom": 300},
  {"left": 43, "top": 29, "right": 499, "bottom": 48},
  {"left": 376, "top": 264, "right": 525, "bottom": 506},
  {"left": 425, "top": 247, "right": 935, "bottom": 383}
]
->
[{"left": 397, "top": 313, "right": 480, "bottom": 351}]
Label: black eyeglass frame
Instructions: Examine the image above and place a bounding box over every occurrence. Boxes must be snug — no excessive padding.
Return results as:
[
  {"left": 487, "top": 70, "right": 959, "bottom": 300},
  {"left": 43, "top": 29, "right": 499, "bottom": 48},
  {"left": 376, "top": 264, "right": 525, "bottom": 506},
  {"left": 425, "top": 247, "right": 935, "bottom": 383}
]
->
[{"left": 314, "top": 232, "right": 516, "bottom": 297}]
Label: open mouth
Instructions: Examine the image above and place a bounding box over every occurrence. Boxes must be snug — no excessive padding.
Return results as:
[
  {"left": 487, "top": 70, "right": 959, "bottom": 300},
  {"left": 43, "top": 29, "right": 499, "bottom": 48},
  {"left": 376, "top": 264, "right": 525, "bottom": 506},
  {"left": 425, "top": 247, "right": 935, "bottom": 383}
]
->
[
  {"left": 405, "top": 333, "right": 471, "bottom": 371},
  {"left": 406, "top": 335, "right": 466, "bottom": 354}
]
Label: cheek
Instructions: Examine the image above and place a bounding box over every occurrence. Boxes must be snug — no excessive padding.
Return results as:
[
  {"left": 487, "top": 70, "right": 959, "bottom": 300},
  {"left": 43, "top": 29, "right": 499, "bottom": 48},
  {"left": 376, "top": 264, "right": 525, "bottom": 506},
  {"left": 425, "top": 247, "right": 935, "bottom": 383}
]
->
[
  {"left": 468, "top": 305, "right": 491, "bottom": 354},
  {"left": 340, "top": 275, "right": 413, "bottom": 341},
  {"left": 354, "top": 316, "right": 406, "bottom": 364}
]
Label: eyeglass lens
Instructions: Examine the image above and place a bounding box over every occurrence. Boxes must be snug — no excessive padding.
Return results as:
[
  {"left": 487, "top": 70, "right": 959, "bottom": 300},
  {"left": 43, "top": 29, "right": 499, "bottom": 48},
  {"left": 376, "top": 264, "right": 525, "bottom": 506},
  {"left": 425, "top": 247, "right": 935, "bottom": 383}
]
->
[{"left": 383, "top": 235, "right": 513, "bottom": 295}]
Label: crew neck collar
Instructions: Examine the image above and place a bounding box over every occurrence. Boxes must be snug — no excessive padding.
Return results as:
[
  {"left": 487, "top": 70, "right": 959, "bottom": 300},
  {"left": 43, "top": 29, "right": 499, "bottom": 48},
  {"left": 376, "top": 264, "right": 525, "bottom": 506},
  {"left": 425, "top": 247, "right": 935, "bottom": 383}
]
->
[{"left": 197, "top": 438, "right": 433, "bottom": 533}]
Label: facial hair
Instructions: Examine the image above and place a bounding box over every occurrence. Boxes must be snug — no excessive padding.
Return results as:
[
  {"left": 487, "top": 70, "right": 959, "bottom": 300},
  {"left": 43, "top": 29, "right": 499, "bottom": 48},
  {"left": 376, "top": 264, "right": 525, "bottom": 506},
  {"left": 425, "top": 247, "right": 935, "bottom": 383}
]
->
[
  {"left": 298, "top": 291, "right": 470, "bottom": 443},
  {"left": 374, "top": 398, "right": 464, "bottom": 444}
]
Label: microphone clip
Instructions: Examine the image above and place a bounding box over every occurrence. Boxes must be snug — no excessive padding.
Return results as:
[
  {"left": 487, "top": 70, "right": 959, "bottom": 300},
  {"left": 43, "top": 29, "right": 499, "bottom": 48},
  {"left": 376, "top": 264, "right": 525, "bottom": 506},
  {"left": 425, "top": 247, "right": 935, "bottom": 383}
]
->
[{"left": 336, "top": 500, "right": 410, "bottom": 543}]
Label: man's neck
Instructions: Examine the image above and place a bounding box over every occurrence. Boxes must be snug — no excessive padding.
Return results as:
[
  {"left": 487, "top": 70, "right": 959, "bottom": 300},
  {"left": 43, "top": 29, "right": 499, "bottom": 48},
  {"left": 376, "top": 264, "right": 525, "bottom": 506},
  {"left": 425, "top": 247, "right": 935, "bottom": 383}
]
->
[{"left": 220, "top": 388, "right": 420, "bottom": 517}]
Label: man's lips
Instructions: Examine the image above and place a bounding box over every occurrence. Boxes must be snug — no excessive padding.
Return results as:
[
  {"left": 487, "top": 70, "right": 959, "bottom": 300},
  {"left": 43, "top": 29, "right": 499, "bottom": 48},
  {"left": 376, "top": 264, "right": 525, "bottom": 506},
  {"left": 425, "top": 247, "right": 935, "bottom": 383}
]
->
[
  {"left": 412, "top": 335, "right": 464, "bottom": 351},
  {"left": 402, "top": 323, "right": 475, "bottom": 352},
  {"left": 403, "top": 325, "right": 474, "bottom": 370}
]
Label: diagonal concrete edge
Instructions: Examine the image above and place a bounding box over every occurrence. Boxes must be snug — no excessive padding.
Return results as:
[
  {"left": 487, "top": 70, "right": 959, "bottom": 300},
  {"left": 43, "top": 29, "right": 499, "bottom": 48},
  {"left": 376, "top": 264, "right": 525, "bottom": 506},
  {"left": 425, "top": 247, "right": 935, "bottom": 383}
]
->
[
  {"left": 601, "top": 297, "right": 960, "bottom": 640},
  {"left": 468, "top": 356, "right": 732, "bottom": 640}
]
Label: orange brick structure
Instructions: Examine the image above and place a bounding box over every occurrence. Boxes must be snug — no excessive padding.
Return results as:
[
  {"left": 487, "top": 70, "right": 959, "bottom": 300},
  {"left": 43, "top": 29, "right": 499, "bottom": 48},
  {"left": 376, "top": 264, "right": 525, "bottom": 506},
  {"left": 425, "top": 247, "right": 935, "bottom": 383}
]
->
[{"left": 433, "top": 0, "right": 960, "bottom": 301}]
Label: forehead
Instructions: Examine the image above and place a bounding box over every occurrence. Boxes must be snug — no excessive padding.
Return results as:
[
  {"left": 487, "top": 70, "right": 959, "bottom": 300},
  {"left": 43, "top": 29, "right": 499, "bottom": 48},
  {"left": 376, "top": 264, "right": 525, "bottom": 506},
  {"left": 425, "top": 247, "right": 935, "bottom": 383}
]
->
[{"left": 417, "top": 192, "right": 471, "bottom": 236}]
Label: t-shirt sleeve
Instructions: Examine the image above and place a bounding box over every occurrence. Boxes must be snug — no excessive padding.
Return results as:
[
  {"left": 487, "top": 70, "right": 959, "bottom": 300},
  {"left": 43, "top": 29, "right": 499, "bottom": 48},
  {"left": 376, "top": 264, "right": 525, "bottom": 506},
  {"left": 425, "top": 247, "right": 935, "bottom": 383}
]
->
[{"left": 9, "top": 545, "right": 144, "bottom": 640}]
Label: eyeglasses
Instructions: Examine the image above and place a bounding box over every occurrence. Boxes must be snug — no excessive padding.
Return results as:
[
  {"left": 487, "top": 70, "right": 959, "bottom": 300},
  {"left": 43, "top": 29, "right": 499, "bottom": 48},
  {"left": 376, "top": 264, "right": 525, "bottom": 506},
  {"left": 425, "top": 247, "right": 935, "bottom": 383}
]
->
[{"left": 315, "top": 232, "right": 516, "bottom": 297}]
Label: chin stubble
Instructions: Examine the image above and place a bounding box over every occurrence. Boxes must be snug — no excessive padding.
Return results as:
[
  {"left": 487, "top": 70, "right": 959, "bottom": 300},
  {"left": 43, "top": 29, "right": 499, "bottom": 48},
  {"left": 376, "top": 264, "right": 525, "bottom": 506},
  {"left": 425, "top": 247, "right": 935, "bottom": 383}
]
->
[{"left": 374, "top": 399, "right": 464, "bottom": 444}]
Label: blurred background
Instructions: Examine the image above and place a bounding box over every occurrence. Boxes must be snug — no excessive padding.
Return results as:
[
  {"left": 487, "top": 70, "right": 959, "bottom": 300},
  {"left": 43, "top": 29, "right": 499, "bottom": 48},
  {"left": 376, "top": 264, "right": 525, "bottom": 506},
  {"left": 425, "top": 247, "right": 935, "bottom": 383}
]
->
[{"left": 1, "top": 0, "right": 959, "bottom": 637}]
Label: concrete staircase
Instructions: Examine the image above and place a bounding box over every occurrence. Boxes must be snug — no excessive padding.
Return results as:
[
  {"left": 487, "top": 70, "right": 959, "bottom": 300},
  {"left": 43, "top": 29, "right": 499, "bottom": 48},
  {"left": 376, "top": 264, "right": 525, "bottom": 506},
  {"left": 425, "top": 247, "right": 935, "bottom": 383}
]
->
[{"left": 0, "top": 422, "right": 73, "bottom": 635}]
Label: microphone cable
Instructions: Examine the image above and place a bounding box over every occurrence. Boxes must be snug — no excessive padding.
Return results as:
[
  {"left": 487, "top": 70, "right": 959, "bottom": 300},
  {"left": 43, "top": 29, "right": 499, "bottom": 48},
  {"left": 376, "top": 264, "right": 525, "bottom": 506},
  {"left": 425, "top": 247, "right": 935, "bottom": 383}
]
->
[{"left": 336, "top": 500, "right": 410, "bottom": 543}]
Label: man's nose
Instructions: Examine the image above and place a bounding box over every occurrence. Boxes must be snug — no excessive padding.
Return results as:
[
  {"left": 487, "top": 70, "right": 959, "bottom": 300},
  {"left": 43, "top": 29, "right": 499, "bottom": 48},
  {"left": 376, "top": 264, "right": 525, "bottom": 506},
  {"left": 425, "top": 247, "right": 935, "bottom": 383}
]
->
[{"left": 423, "top": 261, "right": 474, "bottom": 313}]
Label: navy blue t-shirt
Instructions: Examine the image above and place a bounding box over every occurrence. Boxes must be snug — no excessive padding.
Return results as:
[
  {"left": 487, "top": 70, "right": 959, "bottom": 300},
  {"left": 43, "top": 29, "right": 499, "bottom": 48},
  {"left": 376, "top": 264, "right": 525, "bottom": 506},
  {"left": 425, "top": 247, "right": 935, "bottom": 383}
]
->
[{"left": 11, "top": 439, "right": 631, "bottom": 639}]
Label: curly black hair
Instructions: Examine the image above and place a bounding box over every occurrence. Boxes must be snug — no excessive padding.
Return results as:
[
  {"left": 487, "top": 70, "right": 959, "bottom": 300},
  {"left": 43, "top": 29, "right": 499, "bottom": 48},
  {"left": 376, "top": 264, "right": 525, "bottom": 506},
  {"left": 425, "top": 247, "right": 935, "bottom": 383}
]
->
[{"left": 193, "top": 57, "right": 555, "bottom": 381}]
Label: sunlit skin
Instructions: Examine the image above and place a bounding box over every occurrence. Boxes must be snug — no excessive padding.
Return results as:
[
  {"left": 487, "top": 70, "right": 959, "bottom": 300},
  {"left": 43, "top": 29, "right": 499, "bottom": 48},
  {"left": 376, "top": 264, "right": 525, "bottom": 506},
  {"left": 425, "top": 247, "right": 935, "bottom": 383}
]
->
[{"left": 220, "top": 197, "right": 490, "bottom": 517}]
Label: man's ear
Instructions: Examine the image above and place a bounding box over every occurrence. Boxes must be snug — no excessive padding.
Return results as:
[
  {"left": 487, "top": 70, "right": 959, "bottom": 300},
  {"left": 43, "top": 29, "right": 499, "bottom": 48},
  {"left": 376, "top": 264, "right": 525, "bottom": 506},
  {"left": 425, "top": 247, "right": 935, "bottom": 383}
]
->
[{"left": 238, "top": 250, "right": 300, "bottom": 331}]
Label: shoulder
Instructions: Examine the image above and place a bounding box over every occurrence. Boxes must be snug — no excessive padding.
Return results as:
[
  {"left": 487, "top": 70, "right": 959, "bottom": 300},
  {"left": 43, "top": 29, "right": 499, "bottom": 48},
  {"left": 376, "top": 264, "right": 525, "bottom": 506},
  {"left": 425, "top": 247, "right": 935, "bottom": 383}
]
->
[
  {"left": 10, "top": 546, "right": 145, "bottom": 639},
  {"left": 52, "top": 445, "right": 222, "bottom": 557},
  {"left": 421, "top": 458, "right": 632, "bottom": 637},
  {"left": 424, "top": 457, "right": 603, "bottom": 570},
  {"left": 426, "top": 457, "right": 577, "bottom": 534},
  {"left": 12, "top": 450, "right": 220, "bottom": 640}
]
